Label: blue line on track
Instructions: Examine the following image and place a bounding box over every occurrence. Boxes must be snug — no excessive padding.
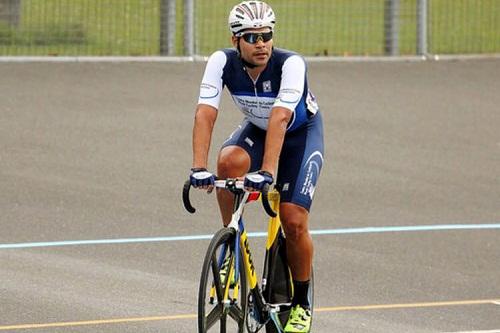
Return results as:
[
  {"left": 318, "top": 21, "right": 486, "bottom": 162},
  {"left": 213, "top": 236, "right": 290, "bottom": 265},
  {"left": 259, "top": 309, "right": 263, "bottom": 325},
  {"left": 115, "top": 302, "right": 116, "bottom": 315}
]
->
[{"left": 1, "top": 223, "right": 499, "bottom": 250}]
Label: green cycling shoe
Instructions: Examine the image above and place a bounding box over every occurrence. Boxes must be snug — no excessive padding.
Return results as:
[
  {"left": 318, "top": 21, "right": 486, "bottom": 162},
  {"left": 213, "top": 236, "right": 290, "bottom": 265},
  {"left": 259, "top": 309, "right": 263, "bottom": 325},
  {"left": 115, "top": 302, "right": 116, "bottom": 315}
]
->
[{"left": 284, "top": 304, "right": 312, "bottom": 332}]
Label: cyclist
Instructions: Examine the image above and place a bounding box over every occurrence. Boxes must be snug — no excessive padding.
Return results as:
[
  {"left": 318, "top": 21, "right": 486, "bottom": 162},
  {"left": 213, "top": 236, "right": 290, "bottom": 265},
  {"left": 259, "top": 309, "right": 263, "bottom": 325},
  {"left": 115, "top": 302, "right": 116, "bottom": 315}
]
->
[{"left": 189, "top": 1, "right": 324, "bottom": 332}]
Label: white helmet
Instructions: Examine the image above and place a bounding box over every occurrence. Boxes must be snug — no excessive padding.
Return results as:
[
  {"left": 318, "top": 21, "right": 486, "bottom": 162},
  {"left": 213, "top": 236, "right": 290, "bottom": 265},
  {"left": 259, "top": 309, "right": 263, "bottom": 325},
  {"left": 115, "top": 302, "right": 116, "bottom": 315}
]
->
[{"left": 228, "top": 1, "right": 276, "bottom": 36}]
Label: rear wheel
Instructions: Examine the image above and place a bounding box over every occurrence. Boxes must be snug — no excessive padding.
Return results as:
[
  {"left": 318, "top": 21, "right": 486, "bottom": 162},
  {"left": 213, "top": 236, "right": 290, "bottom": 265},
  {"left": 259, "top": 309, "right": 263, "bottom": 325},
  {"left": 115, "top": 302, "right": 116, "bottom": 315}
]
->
[{"left": 198, "top": 227, "right": 247, "bottom": 333}]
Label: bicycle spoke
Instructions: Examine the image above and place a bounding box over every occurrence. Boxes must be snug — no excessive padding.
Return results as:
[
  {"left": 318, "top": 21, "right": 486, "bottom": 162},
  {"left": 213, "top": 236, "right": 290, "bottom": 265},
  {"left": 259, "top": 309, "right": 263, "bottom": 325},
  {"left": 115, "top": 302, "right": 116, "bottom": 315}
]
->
[
  {"left": 220, "top": 315, "right": 226, "bottom": 333},
  {"left": 205, "top": 303, "right": 224, "bottom": 330},
  {"left": 228, "top": 303, "right": 245, "bottom": 323}
]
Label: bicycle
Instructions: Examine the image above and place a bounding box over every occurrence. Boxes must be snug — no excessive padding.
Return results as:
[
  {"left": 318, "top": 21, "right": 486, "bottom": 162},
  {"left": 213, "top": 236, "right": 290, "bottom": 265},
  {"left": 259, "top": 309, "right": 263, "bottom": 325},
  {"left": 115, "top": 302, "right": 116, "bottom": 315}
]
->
[{"left": 183, "top": 178, "right": 314, "bottom": 333}]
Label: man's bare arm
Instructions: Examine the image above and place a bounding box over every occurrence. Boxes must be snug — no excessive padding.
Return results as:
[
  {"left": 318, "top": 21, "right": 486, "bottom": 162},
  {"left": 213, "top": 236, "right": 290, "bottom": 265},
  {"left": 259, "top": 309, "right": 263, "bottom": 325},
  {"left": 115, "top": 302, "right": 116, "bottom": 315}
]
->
[
  {"left": 261, "top": 106, "right": 293, "bottom": 176},
  {"left": 192, "top": 104, "right": 218, "bottom": 169}
]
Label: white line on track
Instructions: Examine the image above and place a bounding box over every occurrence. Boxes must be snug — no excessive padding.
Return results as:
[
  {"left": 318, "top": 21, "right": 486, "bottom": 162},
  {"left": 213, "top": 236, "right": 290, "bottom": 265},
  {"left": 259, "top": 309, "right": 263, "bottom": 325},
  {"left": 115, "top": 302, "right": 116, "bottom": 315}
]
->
[{"left": 1, "top": 223, "right": 499, "bottom": 249}]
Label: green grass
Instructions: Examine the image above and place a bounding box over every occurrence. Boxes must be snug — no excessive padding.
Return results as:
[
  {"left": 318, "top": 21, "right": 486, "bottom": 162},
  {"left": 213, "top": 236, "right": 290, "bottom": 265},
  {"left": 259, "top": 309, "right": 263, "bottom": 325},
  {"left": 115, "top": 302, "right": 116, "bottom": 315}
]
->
[
  {"left": 430, "top": 0, "right": 500, "bottom": 54},
  {"left": 0, "top": 0, "right": 498, "bottom": 56},
  {"left": 0, "top": 0, "right": 164, "bottom": 56}
]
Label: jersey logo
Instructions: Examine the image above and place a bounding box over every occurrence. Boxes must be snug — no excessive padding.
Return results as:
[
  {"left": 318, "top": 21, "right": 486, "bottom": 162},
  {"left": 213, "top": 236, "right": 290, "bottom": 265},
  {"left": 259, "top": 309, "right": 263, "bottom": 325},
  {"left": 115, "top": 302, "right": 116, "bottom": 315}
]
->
[{"left": 263, "top": 80, "right": 272, "bottom": 93}]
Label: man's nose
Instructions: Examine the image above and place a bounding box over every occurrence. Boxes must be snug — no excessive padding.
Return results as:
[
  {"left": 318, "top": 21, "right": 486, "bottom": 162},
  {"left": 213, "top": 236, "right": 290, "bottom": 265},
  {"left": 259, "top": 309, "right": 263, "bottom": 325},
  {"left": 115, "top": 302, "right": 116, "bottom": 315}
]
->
[{"left": 255, "top": 39, "right": 265, "bottom": 47}]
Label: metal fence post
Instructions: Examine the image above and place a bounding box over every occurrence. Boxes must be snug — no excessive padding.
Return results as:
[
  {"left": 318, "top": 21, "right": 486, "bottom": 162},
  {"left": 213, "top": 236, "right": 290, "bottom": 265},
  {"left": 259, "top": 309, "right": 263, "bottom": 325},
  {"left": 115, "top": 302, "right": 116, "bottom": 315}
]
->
[
  {"left": 384, "top": 0, "right": 400, "bottom": 56},
  {"left": 184, "top": 0, "right": 194, "bottom": 56},
  {"left": 160, "top": 0, "right": 176, "bottom": 56},
  {"left": 417, "top": 0, "right": 428, "bottom": 55}
]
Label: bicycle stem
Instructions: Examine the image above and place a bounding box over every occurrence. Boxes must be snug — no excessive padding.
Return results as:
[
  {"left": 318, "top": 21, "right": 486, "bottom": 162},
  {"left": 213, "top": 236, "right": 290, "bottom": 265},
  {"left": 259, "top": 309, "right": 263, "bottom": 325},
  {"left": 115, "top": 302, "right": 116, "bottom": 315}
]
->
[{"left": 226, "top": 191, "right": 248, "bottom": 230}]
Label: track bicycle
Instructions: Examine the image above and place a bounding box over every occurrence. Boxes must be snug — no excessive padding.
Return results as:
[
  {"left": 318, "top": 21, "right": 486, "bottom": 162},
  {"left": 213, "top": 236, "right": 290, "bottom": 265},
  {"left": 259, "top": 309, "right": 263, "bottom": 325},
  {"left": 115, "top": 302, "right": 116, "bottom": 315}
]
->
[{"left": 183, "top": 178, "right": 314, "bottom": 333}]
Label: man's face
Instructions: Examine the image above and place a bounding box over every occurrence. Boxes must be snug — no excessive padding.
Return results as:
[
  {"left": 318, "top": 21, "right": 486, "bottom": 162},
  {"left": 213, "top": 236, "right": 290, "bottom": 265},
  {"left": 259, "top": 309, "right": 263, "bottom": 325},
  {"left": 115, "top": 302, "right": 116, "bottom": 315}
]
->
[{"left": 232, "top": 27, "right": 273, "bottom": 67}]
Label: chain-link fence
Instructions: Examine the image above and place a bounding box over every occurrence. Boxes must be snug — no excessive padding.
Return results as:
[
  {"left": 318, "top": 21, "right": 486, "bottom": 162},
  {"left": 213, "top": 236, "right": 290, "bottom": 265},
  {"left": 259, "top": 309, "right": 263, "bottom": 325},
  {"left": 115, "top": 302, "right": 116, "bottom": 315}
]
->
[{"left": 0, "top": 0, "right": 499, "bottom": 57}]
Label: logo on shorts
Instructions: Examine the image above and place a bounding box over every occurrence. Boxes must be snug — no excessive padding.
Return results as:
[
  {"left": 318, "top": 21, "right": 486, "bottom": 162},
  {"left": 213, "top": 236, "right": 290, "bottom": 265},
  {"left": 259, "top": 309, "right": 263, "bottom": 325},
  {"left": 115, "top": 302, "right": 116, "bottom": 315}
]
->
[
  {"left": 300, "top": 151, "right": 323, "bottom": 199},
  {"left": 263, "top": 80, "right": 272, "bottom": 93},
  {"left": 244, "top": 137, "right": 254, "bottom": 147}
]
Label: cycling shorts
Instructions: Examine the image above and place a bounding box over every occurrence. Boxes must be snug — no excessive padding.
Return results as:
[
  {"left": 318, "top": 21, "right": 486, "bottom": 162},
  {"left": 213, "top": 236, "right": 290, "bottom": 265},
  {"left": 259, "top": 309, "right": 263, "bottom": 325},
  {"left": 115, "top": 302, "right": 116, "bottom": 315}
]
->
[{"left": 221, "top": 112, "right": 324, "bottom": 211}]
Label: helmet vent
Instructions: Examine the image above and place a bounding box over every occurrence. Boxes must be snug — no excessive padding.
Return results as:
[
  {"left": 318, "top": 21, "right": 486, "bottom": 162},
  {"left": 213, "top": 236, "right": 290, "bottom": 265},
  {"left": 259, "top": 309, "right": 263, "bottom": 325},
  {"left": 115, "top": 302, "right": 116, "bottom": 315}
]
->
[
  {"left": 239, "top": 4, "right": 255, "bottom": 20},
  {"left": 228, "top": 1, "right": 275, "bottom": 35}
]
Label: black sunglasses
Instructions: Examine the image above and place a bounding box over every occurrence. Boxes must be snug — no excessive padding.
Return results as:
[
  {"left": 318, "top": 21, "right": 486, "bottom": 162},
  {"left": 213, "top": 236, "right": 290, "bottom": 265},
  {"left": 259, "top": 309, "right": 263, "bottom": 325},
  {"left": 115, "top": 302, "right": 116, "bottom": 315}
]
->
[{"left": 240, "top": 31, "right": 273, "bottom": 44}]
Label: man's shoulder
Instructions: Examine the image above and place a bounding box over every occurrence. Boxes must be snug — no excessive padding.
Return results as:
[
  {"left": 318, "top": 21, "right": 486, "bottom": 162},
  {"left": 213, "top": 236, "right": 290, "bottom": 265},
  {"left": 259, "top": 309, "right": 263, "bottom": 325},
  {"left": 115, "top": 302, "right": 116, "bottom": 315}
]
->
[
  {"left": 222, "top": 47, "right": 237, "bottom": 53},
  {"left": 271, "top": 48, "right": 305, "bottom": 66},
  {"left": 206, "top": 48, "right": 238, "bottom": 61},
  {"left": 217, "top": 48, "right": 238, "bottom": 58},
  {"left": 272, "top": 47, "right": 301, "bottom": 59},
  {"left": 273, "top": 47, "right": 299, "bottom": 56},
  {"left": 207, "top": 48, "right": 241, "bottom": 68}
]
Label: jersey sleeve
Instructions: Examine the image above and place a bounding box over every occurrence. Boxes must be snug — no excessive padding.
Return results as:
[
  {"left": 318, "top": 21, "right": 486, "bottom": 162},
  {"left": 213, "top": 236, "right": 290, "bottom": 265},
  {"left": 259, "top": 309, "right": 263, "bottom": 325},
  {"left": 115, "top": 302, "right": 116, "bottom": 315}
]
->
[
  {"left": 197, "top": 50, "right": 227, "bottom": 110},
  {"left": 272, "top": 55, "right": 306, "bottom": 112}
]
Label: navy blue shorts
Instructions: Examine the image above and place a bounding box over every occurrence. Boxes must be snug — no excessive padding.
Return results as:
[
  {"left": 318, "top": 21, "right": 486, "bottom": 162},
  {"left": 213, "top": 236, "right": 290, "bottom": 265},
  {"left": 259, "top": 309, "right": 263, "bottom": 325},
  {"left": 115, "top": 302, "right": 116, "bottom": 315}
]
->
[{"left": 221, "top": 112, "right": 324, "bottom": 211}]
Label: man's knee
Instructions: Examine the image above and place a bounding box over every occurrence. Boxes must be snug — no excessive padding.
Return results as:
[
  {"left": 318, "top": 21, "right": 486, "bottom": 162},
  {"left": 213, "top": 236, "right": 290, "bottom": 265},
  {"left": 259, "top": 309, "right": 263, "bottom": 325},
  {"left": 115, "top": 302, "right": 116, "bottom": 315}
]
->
[
  {"left": 280, "top": 203, "right": 309, "bottom": 242},
  {"left": 217, "top": 146, "right": 250, "bottom": 177}
]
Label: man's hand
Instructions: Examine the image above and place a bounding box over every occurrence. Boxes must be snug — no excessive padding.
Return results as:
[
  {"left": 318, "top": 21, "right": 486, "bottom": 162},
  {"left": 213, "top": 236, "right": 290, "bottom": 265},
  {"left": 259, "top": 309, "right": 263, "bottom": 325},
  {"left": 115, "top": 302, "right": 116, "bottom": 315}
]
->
[
  {"left": 244, "top": 170, "right": 273, "bottom": 191},
  {"left": 190, "top": 168, "right": 215, "bottom": 190}
]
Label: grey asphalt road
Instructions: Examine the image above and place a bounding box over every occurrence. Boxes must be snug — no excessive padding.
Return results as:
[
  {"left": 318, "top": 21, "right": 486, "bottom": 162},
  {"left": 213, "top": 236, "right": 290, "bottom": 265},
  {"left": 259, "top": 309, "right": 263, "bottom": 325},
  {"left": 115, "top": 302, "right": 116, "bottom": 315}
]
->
[{"left": 1, "top": 58, "right": 499, "bottom": 333}]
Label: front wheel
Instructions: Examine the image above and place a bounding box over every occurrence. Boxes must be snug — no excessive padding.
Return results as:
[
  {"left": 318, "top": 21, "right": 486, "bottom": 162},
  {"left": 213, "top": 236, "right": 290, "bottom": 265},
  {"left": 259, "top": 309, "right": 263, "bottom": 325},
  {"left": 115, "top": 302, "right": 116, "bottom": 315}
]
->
[{"left": 198, "top": 227, "right": 247, "bottom": 333}]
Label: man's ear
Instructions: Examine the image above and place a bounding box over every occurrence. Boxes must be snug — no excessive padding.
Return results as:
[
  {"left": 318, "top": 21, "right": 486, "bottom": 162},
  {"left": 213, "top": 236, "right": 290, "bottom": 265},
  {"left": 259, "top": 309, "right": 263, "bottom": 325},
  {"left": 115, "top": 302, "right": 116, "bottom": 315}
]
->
[{"left": 231, "top": 35, "right": 238, "bottom": 48}]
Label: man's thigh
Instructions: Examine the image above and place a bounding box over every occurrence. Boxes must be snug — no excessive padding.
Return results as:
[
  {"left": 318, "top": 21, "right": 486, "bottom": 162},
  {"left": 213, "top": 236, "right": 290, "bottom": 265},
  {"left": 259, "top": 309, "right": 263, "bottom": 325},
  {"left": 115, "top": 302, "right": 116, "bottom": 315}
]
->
[{"left": 277, "top": 113, "right": 324, "bottom": 211}]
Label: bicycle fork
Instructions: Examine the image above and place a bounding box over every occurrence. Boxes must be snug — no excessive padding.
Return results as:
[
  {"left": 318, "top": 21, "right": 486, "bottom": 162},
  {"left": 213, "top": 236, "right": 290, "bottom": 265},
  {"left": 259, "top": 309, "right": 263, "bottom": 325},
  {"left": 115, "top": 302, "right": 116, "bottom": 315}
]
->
[
  {"left": 239, "top": 219, "right": 271, "bottom": 326},
  {"left": 209, "top": 242, "right": 240, "bottom": 308}
]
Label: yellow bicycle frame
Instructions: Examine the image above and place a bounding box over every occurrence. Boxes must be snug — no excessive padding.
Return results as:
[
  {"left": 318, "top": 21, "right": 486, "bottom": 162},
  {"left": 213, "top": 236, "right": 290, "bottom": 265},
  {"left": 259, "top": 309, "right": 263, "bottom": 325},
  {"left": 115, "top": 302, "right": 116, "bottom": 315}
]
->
[
  {"left": 265, "top": 190, "right": 281, "bottom": 250},
  {"left": 209, "top": 189, "right": 291, "bottom": 307}
]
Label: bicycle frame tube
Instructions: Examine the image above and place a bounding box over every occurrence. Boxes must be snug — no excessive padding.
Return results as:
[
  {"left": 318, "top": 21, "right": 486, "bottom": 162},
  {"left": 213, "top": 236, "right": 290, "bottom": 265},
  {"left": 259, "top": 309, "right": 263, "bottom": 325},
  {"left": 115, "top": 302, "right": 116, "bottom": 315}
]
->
[
  {"left": 236, "top": 203, "right": 270, "bottom": 325},
  {"left": 234, "top": 220, "right": 241, "bottom": 289},
  {"left": 265, "top": 191, "right": 281, "bottom": 250},
  {"left": 226, "top": 187, "right": 285, "bottom": 326},
  {"left": 226, "top": 191, "right": 247, "bottom": 230},
  {"left": 262, "top": 191, "right": 282, "bottom": 292},
  {"left": 239, "top": 220, "right": 258, "bottom": 289},
  {"left": 227, "top": 192, "right": 247, "bottom": 291}
]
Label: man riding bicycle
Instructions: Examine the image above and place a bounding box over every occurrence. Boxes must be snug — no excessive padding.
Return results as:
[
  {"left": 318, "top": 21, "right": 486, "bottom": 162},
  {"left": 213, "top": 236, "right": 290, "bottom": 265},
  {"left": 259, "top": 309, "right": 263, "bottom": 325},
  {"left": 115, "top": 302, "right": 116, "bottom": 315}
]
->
[{"left": 189, "top": 1, "right": 324, "bottom": 332}]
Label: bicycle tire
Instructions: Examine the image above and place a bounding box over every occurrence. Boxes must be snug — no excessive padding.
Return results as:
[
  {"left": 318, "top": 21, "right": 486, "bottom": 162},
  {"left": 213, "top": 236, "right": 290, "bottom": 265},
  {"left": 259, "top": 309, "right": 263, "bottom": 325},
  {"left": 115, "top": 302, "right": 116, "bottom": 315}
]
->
[{"left": 198, "top": 227, "right": 247, "bottom": 333}]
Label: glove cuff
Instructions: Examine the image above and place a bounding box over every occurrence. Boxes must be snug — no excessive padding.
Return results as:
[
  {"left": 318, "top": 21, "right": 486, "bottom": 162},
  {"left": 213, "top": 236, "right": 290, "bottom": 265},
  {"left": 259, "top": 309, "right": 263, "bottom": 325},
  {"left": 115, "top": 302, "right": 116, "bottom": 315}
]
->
[
  {"left": 191, "top": 167, "right": 207, "bottom": 173},
  {"left": 258, "top": 170, "right": 273, "bottom": 179}
]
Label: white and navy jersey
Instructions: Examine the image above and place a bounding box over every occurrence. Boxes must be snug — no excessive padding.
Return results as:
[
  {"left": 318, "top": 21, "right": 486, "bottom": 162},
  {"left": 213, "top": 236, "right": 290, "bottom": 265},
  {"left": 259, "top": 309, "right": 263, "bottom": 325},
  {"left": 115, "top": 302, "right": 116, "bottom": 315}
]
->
[{"left": 198, "top": 48, "right": 319, "bottom": 132}]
